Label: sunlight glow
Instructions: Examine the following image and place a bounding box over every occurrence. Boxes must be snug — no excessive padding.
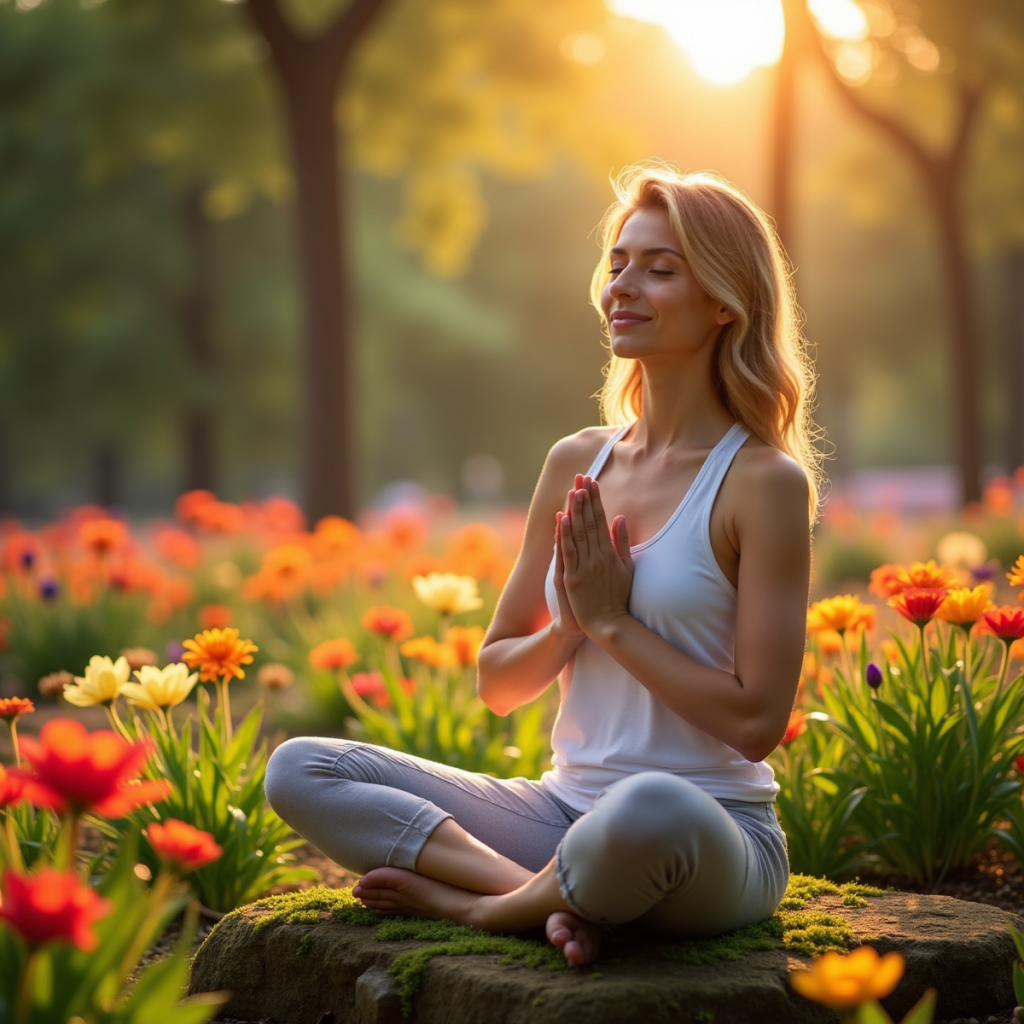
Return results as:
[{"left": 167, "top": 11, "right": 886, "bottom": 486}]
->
[
  {"left": 611, "top": 0, "right": 785, "bottom": 85},
  {"left": 807, "top": 0, "right": 869, "bottom": 41},
  {"left": 612, "top": 0, "right": 873, "bottom": 85}
]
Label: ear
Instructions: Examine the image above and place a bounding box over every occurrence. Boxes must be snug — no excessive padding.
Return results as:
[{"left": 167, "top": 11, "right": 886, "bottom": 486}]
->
[{"left": 716, "top": 306, "right": 737, "bottom": 326}]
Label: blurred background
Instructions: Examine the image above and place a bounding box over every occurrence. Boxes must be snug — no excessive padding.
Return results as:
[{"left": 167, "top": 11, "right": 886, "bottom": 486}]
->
[{"left": 2, "top": 0, "right": 1023, "bottom": 521}]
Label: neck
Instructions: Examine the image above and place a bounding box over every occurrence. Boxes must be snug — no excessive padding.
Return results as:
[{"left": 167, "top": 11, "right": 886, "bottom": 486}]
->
[{"left": 630, "top": 346, "right": 735, "bottom": 452}]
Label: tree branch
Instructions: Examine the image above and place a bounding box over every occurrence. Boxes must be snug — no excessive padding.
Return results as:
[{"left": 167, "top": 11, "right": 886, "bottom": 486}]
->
[
  {"left": 949, "top": 85, "right": 983, "bottom": 178},
  {"left": 246, "top": 0, "right": 300, "bottom": 69},
  {"left": 321, "top": 0, "right": 392, "bottom": 63}
]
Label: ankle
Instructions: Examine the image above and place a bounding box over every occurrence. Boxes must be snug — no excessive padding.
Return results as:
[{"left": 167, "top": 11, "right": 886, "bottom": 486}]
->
[{"left": 465, "top": 893, "right": 498, "bottom": 932}]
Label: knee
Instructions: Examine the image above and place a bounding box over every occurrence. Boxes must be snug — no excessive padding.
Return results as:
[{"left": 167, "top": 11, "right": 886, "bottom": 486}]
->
[
  {"left": 592, "top": 774, "right": 719, "bottom": 853},
  {"left": 264, "top": 737, "right": 323, "bottom": 815}
]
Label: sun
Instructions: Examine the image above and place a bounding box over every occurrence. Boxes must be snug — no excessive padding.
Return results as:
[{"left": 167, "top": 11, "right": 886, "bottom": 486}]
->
[{"left": 611, "top": 0, "right": 868, "bottom": 86}]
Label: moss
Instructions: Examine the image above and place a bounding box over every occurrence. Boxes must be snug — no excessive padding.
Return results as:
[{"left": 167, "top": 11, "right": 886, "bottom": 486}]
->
[
  {"left": 693, "top": 1011, "right": 715, "bottom": 1024},
  {"left": 211, "top": 873, "right": 888, "bottom": 1018}
]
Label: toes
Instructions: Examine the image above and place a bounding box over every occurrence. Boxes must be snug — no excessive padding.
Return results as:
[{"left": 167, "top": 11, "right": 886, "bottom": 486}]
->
[{"left": 563, "top": 939, "right": 587, "bottom": 966}]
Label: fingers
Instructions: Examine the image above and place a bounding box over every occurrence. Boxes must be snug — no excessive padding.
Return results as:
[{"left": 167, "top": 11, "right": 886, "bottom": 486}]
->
[
  {"left": 612, "top": 515, "right": 634, "bottom": 572},
  {"left": 558, "top": 507, "right": 578, "bottom": 571},
  {"left": 586, "top": 479, "right": 612, "bottom": 553},
  {"left": 570, "top": 486, "right": 589, "bottom": 558}
]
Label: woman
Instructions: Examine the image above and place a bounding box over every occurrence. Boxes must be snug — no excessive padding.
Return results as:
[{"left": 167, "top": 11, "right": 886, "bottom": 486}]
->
[{"left": 265, "top": 163, "right": 819, "bottom": 967}]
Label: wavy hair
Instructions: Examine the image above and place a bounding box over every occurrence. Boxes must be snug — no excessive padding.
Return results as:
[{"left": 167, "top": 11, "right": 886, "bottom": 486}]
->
[{"left": 590, "top": 162, "right": 824, "bottom": 521}]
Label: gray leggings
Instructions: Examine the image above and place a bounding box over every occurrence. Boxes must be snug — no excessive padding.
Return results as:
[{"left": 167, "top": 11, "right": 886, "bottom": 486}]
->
[{"left": 264, "top": 738, "right": 790, "bottom": 937}]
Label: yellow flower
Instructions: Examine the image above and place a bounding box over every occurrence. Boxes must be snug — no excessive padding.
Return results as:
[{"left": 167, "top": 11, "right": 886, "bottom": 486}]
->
[
  {"left": 935, "top": 531, "right": 987, "bottom": 569},
  {"left": 789, "top": 946, "right": 905, "bottom": 1010},
  {"left": 64, "top": 656, "right": 131, "bottom": 707},
  {"left": 121, "top": 663, "right": 199, "bottom": 711},
  {"left": 400, "top": 636, "right": 459, "bottom": 669},
  {"left": 1008, "top": 555, "right": 1024, "bottom": 589},
  {"left": 806, "top": 595, "right": 875, "bottom": 635},
  {"left": 412, "top": 573, "right": 484, "bottom": 615},
  {"left": 935, "top": 584, "right": 994, "bottom": 629}
]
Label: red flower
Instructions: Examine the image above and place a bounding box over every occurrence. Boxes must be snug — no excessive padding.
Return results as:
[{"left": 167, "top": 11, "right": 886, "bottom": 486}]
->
[
  {"left": 146, "top": 819, "right": 222, "bottom": 873},
  {"left": 308, "top": 639, "right": 360, "bottom": 671},
  {"left": 781, "top": 709, "right": 806, "bottom": 745},
  {"left": 198, "top": 603, "right": 233, "bottom": 630},
  {"left": 1014, "top": 755, "right": 1024, "bottom": 775},
  {"left": 0, "top": 867, "right": 112, "bottom": 950},
  {"left": 15, "top": 718, "right": 171, "bottom": 817},
  {"left": 360, "top": 605, "right": 414, "bottom": 642},
  {"left": 888, "top": 587, "right": 950, "bottom": 627},
  {"left": 0, "top": 764, "right": 25, "bottom": 808},
  {"left": 982, "top": 606, "right": 1024, "bottom": 642},
  {"left": 0, "top": 697, "right": 34, "bottom": 723}
]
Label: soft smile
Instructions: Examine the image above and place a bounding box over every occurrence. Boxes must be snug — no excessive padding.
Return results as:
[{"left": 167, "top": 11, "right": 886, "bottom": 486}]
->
[{"left": 609, "top": 311, "right": 651, "bottom": 327}]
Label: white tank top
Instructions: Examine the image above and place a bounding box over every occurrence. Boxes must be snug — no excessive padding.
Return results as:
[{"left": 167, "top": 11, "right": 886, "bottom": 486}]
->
[{"left": 540, "top": 421, "right": 780, "bottom": 812}]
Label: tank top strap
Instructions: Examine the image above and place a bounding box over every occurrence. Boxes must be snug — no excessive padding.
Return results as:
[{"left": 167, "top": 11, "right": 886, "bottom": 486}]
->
[
  {"left": 584, "top": 423, "right": 633, "bottom": 478},
  {"left": 688, "top": 422, "right": 750, "bottom": 515}
]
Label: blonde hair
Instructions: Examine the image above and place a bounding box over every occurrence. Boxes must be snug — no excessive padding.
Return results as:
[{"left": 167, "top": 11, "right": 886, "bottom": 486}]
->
[{"left": 590, "top": 162, "right": 824, "bottom": 522}]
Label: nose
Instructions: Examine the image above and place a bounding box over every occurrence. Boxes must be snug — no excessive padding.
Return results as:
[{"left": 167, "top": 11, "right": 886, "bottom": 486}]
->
[{"left": 607, "top": 266, "right": 638, "bottom": 301}]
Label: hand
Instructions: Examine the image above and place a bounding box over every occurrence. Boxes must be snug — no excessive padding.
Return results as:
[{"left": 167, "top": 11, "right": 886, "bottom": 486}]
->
[
  {"left": 558, "top": 475, "right": 634, "bottom": 639},
  {"left": 553, "top": 510, "right": 584, "bottom": 640}
]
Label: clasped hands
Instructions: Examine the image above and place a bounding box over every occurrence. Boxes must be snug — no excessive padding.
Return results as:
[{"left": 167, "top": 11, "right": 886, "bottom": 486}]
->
[{"left": 553, "top": 474, "right": 634, "bottom": 643}]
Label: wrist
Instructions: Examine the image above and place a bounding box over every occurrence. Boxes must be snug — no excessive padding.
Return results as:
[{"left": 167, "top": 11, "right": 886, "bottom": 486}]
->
[
  {"left": 587, "top": 610, "right": 632, "bottom": 647},
  {"left": 550, "top": 617, "right": 586, "bottom": 647}
]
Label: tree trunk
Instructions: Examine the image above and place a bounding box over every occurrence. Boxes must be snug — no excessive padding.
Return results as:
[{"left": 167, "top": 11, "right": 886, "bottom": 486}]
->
[
  {"left": 180, "top": 188, "right": 216, "bottom": 493},
  {"left": 280, "top": 71, "right": 352, "bottom": 521},
  {"left": 771, "top": 0, "right": 802, "bottom": 251},
  {"left": 1006, "top": 247, "right": 1024, "bottom": 474},
  {"left": 927, "top": 168, "right": 983, "bottom": 504}
]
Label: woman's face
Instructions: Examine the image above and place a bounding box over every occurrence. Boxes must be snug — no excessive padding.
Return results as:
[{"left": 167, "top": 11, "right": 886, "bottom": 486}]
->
[{"left": 599, "top": 206, "right": 734, "bottom": 361}]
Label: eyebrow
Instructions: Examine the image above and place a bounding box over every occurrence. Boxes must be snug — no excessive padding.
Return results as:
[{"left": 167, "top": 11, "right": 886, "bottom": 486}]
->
[{"left": 609, "top": 246, "right": 685, "bottom": 259}]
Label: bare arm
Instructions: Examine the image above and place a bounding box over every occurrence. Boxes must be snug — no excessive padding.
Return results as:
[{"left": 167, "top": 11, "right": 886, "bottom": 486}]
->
[
  {"left": 561, "top": 451, "right": 809, "bottom": 761},
  {"left": 476, "top": 432, "right": 609, "bottom": 717}
]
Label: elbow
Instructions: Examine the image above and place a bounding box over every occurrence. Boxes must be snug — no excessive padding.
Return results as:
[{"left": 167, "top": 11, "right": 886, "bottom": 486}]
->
[
  {"left": 474, "top": 655, "right": 512, "bottom": 717},
  {"left": 734, "top": 719, "right": 780, "bottom": 764}
]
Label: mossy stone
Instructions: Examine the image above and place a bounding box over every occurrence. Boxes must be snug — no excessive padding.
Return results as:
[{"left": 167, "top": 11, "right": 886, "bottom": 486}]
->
[{"left": 188, "top": 876, "right": 1021, "bottom": 1023}]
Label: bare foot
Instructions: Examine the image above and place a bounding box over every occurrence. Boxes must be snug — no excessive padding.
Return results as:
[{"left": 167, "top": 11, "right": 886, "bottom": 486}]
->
[
  {"left": 545, "top": 910, "right": 601, "bottom": 966},
  {"left": 353, "top": 867, "right": 479, "bottom": 924}
]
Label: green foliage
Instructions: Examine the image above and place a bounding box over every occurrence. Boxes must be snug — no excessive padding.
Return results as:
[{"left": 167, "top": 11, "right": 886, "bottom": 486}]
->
[
  {"left": 769, "top": 717, "right": 886, "bottom": 879},
  {"left": 1, "top": 584, "right": 150, "bottom": 686},
  {"left": 852, "top": 989, "right": 936, "bottom": 1024},
  {"left": 97, "top": 690, "right": 316, "bottom": 913},
  {"left": 0, "top": 831, "right": 225, "bottom": 1024},
  {"left": 4, "top": 802, "right": 60, "bottom": 872},
  {"left": 785, "top": 628, "right": 1024, "bottom": 885},
  {"left": 1008, "top": 917, "right": 1024, "bottom": 1007}
]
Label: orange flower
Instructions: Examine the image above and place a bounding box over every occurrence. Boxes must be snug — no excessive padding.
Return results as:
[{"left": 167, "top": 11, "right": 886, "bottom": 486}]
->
[
  {"left": 120, "top": 647, "right": 159, "bottom": 672},
  {"left": 806, "top": 595, "right": 875, "bottom": 635},
  {"left": 15, "top": 718, "right": 171, "bottom": 816},
  {"left": 935, "top": 584, "right": 994, "bottom": 629},
  {"left": 182, "top": 628, "right": 258, "bottom": 683},
  {"left": 0, "top": 764, "right": 25, "bottom": 808},
  {"left": 0, "top": 697, "right": 34, "bottom": 723},
  {"left": 981, "top": 606, "right": 1024, "bottom": 642},
  {"left": 399, "top": 636, "right": 458, "bottom": 669},
  {"left": 445, "top": 625, "right": 485, "bottom": 667},
  {"left": 312, "top": 516, "right": 360, "bottom": 559},
  {"left": 361, "top": 605, "right": 415, "bottom": 642},
  {"left": 888, "top": 587, "right": 950, "bottom": 627},
  {"left": 198, "top": 603, "right": 233, "bottom": 630},
  {"left": 1008, "top": 555, "right": 1024, "bottom": 591},
  {"left": 79, "top": 518, "right": 128, "bottom": 557},
  {"left": 175, "top": 490, "right": 217, "bottom": 526},
  {"left": 154, "top": 527, "right": 201, "bottom": 570},
  {"left": 789, "top": 946, "right": 905, "bottom": 1010},
  {"left": 984, "top": 476, "right": 1014, "bottom": 517},
  {"left": 245, "top": 544, "right": 313, "bottom": 602},
  {"left": 446, "top": 524, "right": 504, "bottom": 579},
  {"left": 781, "top": 709, "right": 806, "bottom": 745},
  {"left": 146, "top": 819, "right": 223, "bottom": 873},
  {"left": 308, "top": 639, "right": 360, "bottom": 671},
  {"left": 0, "top": 867, "right": 113, "bottom": 951},
  {"left": 382, "top": 507, "right": 428, "bottom": 554},
  {"left": 869, "top": 560, "right": 957, "bottom": 598},
  {"left": 880, "top": 639, "right": 900, "bottom": 665}
]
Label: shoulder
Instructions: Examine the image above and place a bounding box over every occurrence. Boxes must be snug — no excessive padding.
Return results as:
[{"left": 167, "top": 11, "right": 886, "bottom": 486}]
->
[
  {"left": 543, "top": 426, "right": 619, "bottom": 480},
  {"left": 727, "top": 438, "right": 810, "bottom": 535}
]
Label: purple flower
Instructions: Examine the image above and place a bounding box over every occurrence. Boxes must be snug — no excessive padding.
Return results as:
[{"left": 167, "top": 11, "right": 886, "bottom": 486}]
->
[
  {"left": 972, "top": 563, "right": 996, "bottom": 582},
  {"left": 39, "top": 579, "right": 59, "bottom": 601},
  {"left": 20, "top": 550, "right": 34, "bottom": 570},
  {"left": 865, "top": 662, "right": 883, "bottom": 690},
  {"left": 165, "top": 640, "right": 184, "bottom": 663}
]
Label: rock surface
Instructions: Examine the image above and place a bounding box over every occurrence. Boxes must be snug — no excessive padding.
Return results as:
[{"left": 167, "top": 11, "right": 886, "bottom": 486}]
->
[{"left": 189, "top": 890, "right": 1021, "bottom": 1024}]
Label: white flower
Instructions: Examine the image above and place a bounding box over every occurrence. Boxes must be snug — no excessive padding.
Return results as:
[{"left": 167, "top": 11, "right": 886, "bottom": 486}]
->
[
  {"left": 412, "top": 573, "right": 483, "bottom": 615},
  {"left": 121, "top": 663, "right": 198, "bottom": 711},
  {"left": 64, "top": 655, "right": 131, "bottom": 707}
]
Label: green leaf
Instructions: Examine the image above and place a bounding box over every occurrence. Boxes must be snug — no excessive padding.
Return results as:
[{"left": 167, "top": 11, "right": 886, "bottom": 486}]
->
[
  {"left": 898, "top": 987, "right": 936, "bottom": 1024},
  {"left": 855, "top": 1000, "right": 894, "bottom": 1024}
]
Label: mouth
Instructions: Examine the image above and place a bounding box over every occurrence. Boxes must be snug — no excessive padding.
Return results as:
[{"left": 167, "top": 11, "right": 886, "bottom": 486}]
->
[{"left": 609, "top": 312, "right": 651, "bottom": 327}]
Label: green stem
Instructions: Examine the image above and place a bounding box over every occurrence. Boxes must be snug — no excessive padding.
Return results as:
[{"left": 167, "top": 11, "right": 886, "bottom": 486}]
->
[
  {"left": 14, "top": 947, "right": 38, "bottom": 1024},
  {"left": 2, "top": 810, "right": 23, "bottom": 871},
  {"left": 61, "top": 811, "right": 81, "bottom": 875},
  {"left": 105, "top": 702, "right": 132, "bottom": 742},
  {"left": 996, "top": 639, "right": 1012, "bottom": 700},
  {"left": 116, "top": 871, "right": 174, "bottom": 990},
  {"left": 839, "top": 630, "right": 855, "bottom": 688},
  {"left": 217, "top": 679, "right": 233, "bottom": 745},
  {"left": 7, "top": 720, "right": 19, "bottom": 768},
  {"left": 918, "top": 623, "right": 931, "bottom": 688}
]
